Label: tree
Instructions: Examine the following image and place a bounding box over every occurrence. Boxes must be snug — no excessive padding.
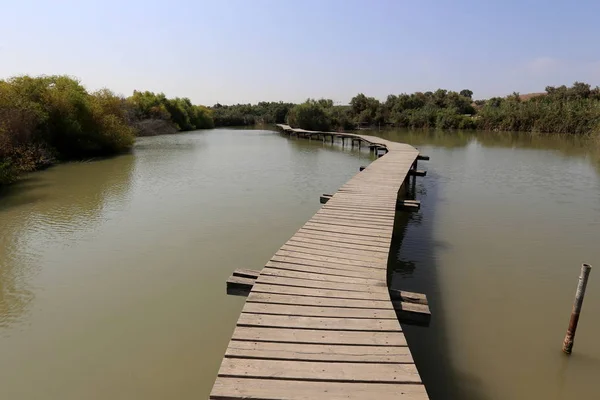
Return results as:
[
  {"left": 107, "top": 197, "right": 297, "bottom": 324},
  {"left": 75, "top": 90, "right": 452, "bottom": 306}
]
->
[
  {"left": 460, "top": 89, "right": 473, "bottom": 99},
  {"left": 287, "top": 100, "right": 331, "bottom": 131}
]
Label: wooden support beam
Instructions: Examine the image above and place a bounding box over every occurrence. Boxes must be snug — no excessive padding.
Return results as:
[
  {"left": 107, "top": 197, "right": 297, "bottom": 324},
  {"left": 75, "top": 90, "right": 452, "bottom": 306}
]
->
[
  {"left": 359, "top": 166, "right": 366, "bottom": 171},
  {"left": 417, "top": 155, "right": 430, "bottom": 161},
  {"left": 408, "top": 170, "right": 427, "bottom": 177},
  {"left": 389, "top": 289, "right": 428, "bottom": 305},
  {"left": 233, "top": 269, "right": 261, "bottom": 280},
  {"left": 227, "top": 269, "right": 261, "bottom": 296},
  {"left": 393, "top": 301, "right": 431, "bottom": 326},
  {"left": 320, "top": 194, "right": 333, "bottom": 204},
  {"left": 396, "top": 199, "right": 420, "bottom": 211}
]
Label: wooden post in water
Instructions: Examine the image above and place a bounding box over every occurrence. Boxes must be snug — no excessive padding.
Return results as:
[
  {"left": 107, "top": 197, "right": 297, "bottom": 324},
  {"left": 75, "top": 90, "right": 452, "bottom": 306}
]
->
[{"left": 563, "top": 264, "right": 592, "bottom": 354}]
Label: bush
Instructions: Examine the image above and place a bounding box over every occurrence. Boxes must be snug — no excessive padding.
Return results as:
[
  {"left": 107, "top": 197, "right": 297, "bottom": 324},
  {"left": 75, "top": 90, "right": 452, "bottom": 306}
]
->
[{"left": 287, "top": 100, "right": 331, "bottom": 131}]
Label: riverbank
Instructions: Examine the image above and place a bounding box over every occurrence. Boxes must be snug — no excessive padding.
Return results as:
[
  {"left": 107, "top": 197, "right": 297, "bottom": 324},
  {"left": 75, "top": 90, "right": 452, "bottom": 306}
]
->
[
  {"left": 0, "top": 75, "right": 214, "bottom": 185},
  {"left": 3, "top": 75, "right": 599, "bottom": 186}
]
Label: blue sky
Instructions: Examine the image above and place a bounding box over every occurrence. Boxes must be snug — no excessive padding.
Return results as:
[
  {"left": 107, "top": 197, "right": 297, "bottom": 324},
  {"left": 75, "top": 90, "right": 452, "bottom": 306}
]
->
[{"left": 1, "top": 0, "right": 599, "bottom": 104}]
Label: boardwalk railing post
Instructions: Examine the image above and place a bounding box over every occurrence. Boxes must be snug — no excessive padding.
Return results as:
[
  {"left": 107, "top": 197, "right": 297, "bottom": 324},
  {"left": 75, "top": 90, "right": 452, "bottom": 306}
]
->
[{"left": 562, "top": 263, "right": 592, "bottom": 354}]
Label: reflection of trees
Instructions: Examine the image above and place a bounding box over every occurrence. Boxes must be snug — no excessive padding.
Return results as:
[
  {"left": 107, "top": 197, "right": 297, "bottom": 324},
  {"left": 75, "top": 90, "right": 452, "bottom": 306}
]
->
[
  {"left": 369, "top": 128, "right": 473, "bottom": 149},
  {"left": 0, "top": 154, "right": 134, "bottom": 330},
  {"left": 475, "top": 131, "right": 600, "bottom": 172},
  {"left": 386, "top": 171, "right": 492, "bottom": 399},
  {"left": 371, "top": 128, "right": 600, "bottom": 172}
]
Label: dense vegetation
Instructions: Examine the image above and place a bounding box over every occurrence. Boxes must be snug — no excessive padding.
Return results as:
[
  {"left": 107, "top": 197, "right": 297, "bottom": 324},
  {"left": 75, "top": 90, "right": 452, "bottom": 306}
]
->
[
  {"left": 2, "top": 75, "right": 599, "bottom": 186},
  {"left": 286, "top": 91, "right": 477, "bottom": 132},
  {"left": 211, "top": 102, "right": 294, "bottom": 126},
  {"left": 477, "top": 83, "right": 600, "bottom": 134},
  {"left": 0, "top": 75, "right": 213, "bottom": 184},
  {"left": 285, "top": 83, "right": 600, "bottom": 134}
]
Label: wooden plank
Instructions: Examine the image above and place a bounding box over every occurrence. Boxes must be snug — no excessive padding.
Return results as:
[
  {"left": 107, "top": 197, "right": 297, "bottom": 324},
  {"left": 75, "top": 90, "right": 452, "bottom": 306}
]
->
[
  {"left": 329, "top": 196, "right": 398, "bottom": 204},
  {"left": 261, "top": 267, "right": 384, "bottom": 285},
  {"left": 268, "top": 256, "right": 385, "bottom": 275},
  {"left": 326, "top": 200, "right": 397, "bottom": 209},
  {"left": 227, "top": 276, "right": 255, "bottom": 292},
  {"left": 211, "top": 378, "right": 428, "bottom": 400},
  {"left": 321, "top": 198, "right": 392, "bottom": 208},
  {"left": 255, "top": 275, "right": 388, "bottom": 293},
  {"left": 286, "top": 236, "right": 389, "bottom": 253},
  {"left": 237, "top": 313, "right": 401, "bottom": 331},
  {"left": 217, "top": 358, "right": 421, "bottom": 383},
  {"left": 302, "top": 223, "right": 392, "bottom": 239},
  {"left": 316, "top": 210, "right": 396, "bottom": 222},
  {"left": 274, "top": 249, "right": 387, "bottom": 269},
  {"left": 224, "top": 341, "right": 413, "bottom": 363},
  {"left": 315, "top": 208, "right": 397, "bottom": 220},
  {"left": 296, "top": 228, "right": 391, "bottom": 245},
  {"left": 389, "top": 289, "right": 428, "bottom": 305},
  {"left": 251, "top": 283, "right": 392, "bottom": 301},
  {"left": 318, "top": 204, "right": 398, "bottom": 214},
  {"left": 266, "top": 260, "right": 382, "bottom": 280},
  {"left": 231, "top": 326, "right": 406, "bottom": 346},
  {"left": 246, "top": 292, "right": 394, "bottom": 310},
  {"left": 393, "top": 301, "right": 432, "bottom": 326},
  {"left": 309, "top": 215, "right": 394, "bottom": 229},
  {"left": 232, "top": 269, "right": 261, "bottom": 279},
  {"left": 280, "top": 243, "right": 388, "bottom": 262},
  {"left": 286, "top": 237, "right": 389, "bottom": 260},
  {"left": 242, "top": 302, "right": 397, "bottom": 319}
]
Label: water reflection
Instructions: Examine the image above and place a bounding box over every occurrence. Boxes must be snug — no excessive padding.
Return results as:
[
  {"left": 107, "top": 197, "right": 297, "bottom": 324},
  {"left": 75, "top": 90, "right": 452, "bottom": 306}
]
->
[
  {"left": 0, "top": 155, "right": 134, "bottom": 331},
  {"left": 381, "top": 128, "right": 600, "bottom": 400}
]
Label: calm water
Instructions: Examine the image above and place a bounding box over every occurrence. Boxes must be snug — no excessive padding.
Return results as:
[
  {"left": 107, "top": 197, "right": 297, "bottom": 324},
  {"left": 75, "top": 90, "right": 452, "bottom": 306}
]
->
[{"left": 1, "top": 128, "right": 599, "bottom": 399}]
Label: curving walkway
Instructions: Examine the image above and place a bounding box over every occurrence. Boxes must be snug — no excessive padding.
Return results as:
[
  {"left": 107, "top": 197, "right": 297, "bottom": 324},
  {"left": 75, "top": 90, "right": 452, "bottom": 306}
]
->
[{"left": 209, "top": 125, "right": 427, "bottom": 399}]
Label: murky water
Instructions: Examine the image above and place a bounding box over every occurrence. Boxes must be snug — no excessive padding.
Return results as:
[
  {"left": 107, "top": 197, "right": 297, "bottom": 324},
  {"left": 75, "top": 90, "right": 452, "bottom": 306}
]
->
[
  {"left": 1, "top": 128, "right": 599, "bottom": 399},
  {"left": 385, "top": 130, "right": 600, "bottom": 400}
]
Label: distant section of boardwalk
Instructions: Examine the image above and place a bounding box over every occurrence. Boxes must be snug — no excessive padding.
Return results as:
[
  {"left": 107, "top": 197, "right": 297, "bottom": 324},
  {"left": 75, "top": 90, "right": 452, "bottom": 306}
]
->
[{"left": 210, "top": 125, "right": 428, "bottom": 399}]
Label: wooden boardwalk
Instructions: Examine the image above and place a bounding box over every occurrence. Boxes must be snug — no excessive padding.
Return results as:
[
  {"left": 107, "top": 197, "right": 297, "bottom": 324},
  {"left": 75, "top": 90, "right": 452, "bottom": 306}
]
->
[{"left": 210, "top": 125, "right": 428, "bottom": 399}]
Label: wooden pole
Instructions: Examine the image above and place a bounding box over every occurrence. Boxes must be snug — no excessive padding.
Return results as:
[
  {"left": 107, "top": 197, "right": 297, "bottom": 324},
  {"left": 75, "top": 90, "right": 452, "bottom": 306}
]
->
[{"left": 563, "top": 263, "right": 592, "bottom": 354}]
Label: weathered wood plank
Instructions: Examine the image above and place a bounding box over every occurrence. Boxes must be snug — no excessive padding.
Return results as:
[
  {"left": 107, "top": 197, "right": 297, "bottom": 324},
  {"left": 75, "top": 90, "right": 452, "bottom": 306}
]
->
[
  {"left": 268, "top": 256, "right": 385, "bottom": 274},
  {"left": 309, "top": 216, "right": 395, "bottom": 229},
  {"left": 280, "top": 243, "right": 388, "bottom": 262},
  {"left": 232, "top": 269, "right": 261, "bottom": 279},
  {"left": 265, "top": 260, "right": 383, "bottom": 280},
  {"left": 237, "top": 313, "right": 401, "bottom": 331},
  {"left": 261, "top": 267, "right": 384, "bottom": 285},
  {"left": 251, "top": 283, "right": 392, "bottom": 301},
  {"left": 217, "top": 358, "right": 421, "bottom": 383},
  {"left": 231, "top": 326, "right": 406, "bottom": 345},
  {"left": 242, "top": 302, "right": 397, "bottom": 319},
  {"left": 211, "top": 377, "right": 427, "bottom": 400},
  {"left": 224, "top": 341, "right": 412, "bottom": 363},
  {"left": 285, "top": 237, "right": 390, "bottom": 257},
  {"left": 389, "top": 289, "right": 428, "bottom": 305},
  {"left": 246, "top": 292, "right": 394, "bottom": 310},
  {"left": 301, "top": 223, "right": 393, "bottom": 239},
  {"left": 286, "top": 236, "right": 389, "bottom": 253},
  {"left": 274, "top": 249, "right": 387, "bottom": 268},
  {"left": 296, "top": 228, "right": 391, "bottom": 245},
  {"left": 255, "top": 275, "right": 388, "bottom": 293}
]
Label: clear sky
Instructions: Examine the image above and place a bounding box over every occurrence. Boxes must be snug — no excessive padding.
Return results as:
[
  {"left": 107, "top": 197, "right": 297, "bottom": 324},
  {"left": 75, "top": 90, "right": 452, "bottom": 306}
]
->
[{"left": 1, "top": 0, "right": 599, "bottom": 105}]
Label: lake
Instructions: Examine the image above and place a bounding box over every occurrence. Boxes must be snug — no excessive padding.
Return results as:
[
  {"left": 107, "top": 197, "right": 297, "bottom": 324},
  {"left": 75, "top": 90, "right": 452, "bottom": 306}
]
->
[{"left": 1, "top": 128, "right": 599, "bottom": 399}]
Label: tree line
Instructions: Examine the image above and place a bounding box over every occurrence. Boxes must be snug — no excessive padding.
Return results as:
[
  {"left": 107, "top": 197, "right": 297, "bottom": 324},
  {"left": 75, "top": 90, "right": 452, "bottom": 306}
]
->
[
  {"left": 285, "top": 83, "right": 600, "bottom": 134},
  {"left": 2, "top": 74, "right": 599, "bottom": 185},
  {"left": 0, "top": 75, "right": 216, "bottom": 185}
]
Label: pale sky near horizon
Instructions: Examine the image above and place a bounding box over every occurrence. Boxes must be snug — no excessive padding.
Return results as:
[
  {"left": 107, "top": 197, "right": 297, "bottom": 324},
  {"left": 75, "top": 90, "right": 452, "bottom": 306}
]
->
[{"left": 1, "top": 0, "right": 599, "bottom": 105}]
